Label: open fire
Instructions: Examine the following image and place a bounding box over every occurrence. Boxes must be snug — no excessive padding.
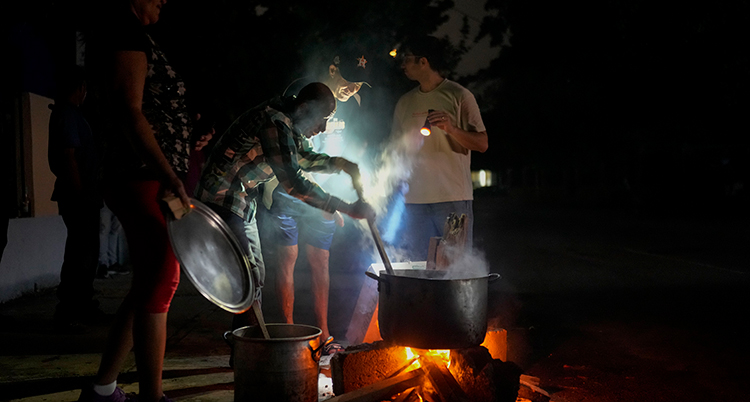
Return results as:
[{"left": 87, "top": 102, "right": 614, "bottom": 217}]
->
[
  {"left": 330, "top": 332, "right": 522, "bottom": 402},
  {"left": 404, "top": 347, "right": 451, "bottom": 370}
]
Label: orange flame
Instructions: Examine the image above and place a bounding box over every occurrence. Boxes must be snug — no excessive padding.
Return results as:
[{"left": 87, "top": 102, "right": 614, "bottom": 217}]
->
[{"left": 404, "top": 347, "right": 451, "bottom": 369}]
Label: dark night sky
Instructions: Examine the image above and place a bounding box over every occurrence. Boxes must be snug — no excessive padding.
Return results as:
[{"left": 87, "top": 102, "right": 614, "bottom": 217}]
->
[{"left": 467, "top": 0, "right": 749, "bottom": 215}]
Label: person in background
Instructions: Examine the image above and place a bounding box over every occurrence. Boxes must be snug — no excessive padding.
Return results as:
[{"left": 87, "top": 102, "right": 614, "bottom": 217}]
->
[
  {"left": 195, "top": 83, "right": 375, "bottom": 353},
  {"left": 48, "top": 65, "right": 107, "bottom": 328},
  {"left": 97, "top": 203, "right": 129, "bottom": 278},
  {"left": 390, "top": 36, "right": 488, "bottom": 260},
  {"left": 78, "top": 0, "right": 200, "bottom": 400},
  {"left": 184, "top": 112, "right": 214, "bottom": 195},
  {"left": 262, "top": 52, "right": 372, "bottom": 354}
]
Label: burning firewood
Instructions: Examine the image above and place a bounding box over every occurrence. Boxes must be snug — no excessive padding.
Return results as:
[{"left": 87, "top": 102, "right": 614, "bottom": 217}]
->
[
  {"left": 452, "top": 347, "right": 524, "bottom": 402},
  {"left": 519, "top": 375, "right": 550, "bottom": 401},
  {"left": 390, "top": 387, "right": 420, "bottom": 402},
  {"left": 333, "top": 343, "right": 522, "bottom": 402},
  {"left": 324, "top": 368, "right": 425, "bottom": 402},
  {"left": 421, "top": 355, "right": 472, "bottom": 402}
]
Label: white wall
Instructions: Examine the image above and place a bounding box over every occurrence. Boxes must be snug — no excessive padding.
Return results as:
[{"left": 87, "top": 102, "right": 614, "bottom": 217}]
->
[
  {"left": 0, "top": 93, "right": 65, "bottom": 303},
  {"left": 0, "top": 217, "right": 66, "bottom": 303}
]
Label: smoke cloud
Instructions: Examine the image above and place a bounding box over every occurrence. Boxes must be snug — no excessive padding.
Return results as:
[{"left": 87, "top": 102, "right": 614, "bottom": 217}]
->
[{"left": 436, "top": 243, "right": 491, "bottom": 279}]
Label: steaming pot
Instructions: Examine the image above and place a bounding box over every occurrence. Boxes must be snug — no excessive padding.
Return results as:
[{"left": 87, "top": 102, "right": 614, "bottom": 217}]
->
[{"left": 366, "top": 269, "right": 500, "bottom": 349}]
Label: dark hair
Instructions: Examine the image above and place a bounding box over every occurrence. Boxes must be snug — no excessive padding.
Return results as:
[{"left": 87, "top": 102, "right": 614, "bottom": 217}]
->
[
  {"left": 55, "top": 65, "right": 86, "bottom": 100},
  {"left": 402, "top": 36, "right": 452, "bottom": 76},
  {"left": 296, "top": 82, "right": 335, "bottom": 112}
]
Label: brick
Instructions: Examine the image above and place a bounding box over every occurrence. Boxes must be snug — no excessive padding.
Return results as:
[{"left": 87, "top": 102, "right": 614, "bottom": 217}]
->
[
  {"left": 480, "top": 328, "right": 508, "bottom": 361},
  {"left": 331, "top": 341, "right": 408, "bottom": 395}
]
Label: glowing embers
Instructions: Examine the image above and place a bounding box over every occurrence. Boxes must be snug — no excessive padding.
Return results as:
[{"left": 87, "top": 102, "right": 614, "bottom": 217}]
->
[
  {"left": 404, "top": 347, "right": 451, "bottom": 370},
  {"left": 330, "top": 340, "right": 518, "bottom": 401}
]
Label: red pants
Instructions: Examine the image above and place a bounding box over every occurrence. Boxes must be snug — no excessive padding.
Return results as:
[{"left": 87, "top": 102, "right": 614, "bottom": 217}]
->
[{"left": 105, "top": 180, "right": 180, "bottom": 314}]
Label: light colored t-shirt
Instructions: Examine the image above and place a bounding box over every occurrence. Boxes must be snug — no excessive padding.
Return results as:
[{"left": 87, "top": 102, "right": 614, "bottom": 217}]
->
[{"left": 391, "top": 79, "right": 486, "bottom": 204}]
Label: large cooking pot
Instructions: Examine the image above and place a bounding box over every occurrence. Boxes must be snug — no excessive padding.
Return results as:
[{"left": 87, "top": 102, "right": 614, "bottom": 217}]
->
[{"left": 367, "top": 269, "right": 500, "bottom": 349}]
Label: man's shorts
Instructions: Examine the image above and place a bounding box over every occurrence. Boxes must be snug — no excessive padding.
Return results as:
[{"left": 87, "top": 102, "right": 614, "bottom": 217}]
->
[{"left": 268, "top": 188, "right": 336, "bottom": 250}]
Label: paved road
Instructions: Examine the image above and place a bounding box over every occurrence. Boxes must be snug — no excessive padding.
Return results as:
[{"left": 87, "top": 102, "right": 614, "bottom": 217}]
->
[{"left": 1, "top": 192, "right": 747, "bottom": 401}]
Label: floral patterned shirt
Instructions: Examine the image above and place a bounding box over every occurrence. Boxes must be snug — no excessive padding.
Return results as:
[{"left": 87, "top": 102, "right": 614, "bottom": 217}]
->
[
  {"left": 141, "top": 34, "right": 191, "bottom": 175},
  {"left": 95, "top": 11, "right": 191, "bottom": 178}
]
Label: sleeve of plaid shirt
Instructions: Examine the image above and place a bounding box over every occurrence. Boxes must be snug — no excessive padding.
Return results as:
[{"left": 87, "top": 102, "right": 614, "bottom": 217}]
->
[
  {"left": 259, "top": 121, "right": 344, "bottom": 213},
  {"left": 295, "top": 136, "right": 345, "bottom": 174}
]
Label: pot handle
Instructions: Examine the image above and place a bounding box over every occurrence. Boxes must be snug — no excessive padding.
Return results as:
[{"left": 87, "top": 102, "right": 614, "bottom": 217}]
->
[
  {"left": 365, "top": 271, "right": 383, "bottom": 282},
  {"left": 223, "top": 330, "right": 234, "bottom": 347},
  {"left": 365, "top": 271, "right": 390, "bottom": 294},
  {"left": 488, "top": 273, "right": 502, "bottom": 283},
  {"left": 309, "top": 336, "right": 332, "bottom": 362}
]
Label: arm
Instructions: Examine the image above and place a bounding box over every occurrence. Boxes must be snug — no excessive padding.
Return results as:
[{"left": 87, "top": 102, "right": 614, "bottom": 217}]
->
[
  {"left": 192, "top": 113, "right": 214, "bottom": 151},
  {"left": 260, "top": 122, "right": 372, "bottom": 219},
  {"left": 111, "top": 50, "right": 189, "bottom": 206},
  {"left": 428, "top": 91, "right": 488, "bottom": 153},
  {"left": 296, "top": 139, "right": 363, "bottom": 196},
  {"left": 428, "top": 110, "right": 488, "bottom": 153},
  {"left": 295, "top": 136, "right": 338, "bottom": 174}
]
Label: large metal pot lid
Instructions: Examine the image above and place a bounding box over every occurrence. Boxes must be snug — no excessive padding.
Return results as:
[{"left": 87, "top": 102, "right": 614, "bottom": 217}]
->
[{"left": 167, "top": 199, "right": 255, "bottom": 313}]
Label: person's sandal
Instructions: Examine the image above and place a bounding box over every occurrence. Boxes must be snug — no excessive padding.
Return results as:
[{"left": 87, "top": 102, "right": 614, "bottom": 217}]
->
[{"left": 77, "top": 386, "right": 136, "bottom": 402}]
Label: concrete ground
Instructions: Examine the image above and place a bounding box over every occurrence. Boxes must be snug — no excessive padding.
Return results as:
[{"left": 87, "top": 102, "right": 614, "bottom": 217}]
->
[{"left": 1, "top": 192, "right": 748, "bottom": 401}]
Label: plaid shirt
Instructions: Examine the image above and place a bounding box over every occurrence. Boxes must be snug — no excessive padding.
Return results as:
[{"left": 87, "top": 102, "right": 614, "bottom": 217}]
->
[{"left": 195, "top": 97, "right": 344, "bottom": 221}]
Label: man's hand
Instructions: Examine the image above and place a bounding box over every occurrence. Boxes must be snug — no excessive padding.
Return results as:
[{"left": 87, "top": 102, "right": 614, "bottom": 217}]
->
[
  {"left": 194, "top": 131, "right": 214, "bottom": 151},
  {"left": 342, "top": 199, "right": 375, "bottom": 221},
  {"left": 427, "top": 109, "right": 488, "bottom": 152},
  {"left": 427, "top": 109, "right": 454, "bottom": 134},
  {"left": 160, "top": 174, "right": 190, "bottom": 210},
  {"left": 193, "top": 113, "right": 215, "bottom": 151}
]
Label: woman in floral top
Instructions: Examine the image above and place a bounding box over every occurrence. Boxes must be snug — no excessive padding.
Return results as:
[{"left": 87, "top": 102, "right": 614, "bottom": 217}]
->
[{"left": 78, "top": 1, "right": 192, "bottom": 401}]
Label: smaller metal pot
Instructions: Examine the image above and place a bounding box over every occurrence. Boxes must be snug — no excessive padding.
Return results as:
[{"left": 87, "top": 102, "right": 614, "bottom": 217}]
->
[
  {"left": 367, "top": 269, "right": 500, "bottom": 350},
  {"left": 224, "top": 324, "right": 323, "bottom": 402}
]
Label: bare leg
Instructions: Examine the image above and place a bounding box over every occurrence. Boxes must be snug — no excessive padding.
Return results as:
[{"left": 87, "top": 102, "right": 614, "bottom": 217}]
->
[
  {"left": 132, "top": 311, "right": 168, "bottom": 402},
  {"left": 92, "top": 300, "right": 169, "bottom": 402},
  {"left": 275, "top": 245, "right": 298, "bottom": 324},
  {"left": 94, "top": 298, "right": 135, "bottom": 384},
  {"left": 307, "top": 244, "right": 330, "bottom": 341}
]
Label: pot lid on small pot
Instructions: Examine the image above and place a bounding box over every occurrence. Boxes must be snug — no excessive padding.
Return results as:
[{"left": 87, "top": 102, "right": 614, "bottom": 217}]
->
[{"left": 167, "top": 198, "right": 255, "bottom": 313}]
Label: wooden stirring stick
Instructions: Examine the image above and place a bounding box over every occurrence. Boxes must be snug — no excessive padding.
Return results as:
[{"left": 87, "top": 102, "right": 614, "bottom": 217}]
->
[{"left": 250, "top": 299, "right": 270, "bottom": 339}]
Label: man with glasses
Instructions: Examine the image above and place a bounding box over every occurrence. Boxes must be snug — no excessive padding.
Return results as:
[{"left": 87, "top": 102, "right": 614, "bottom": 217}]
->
[{"left": 391, "top": 36, "right": 489, "bottom": 260}]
